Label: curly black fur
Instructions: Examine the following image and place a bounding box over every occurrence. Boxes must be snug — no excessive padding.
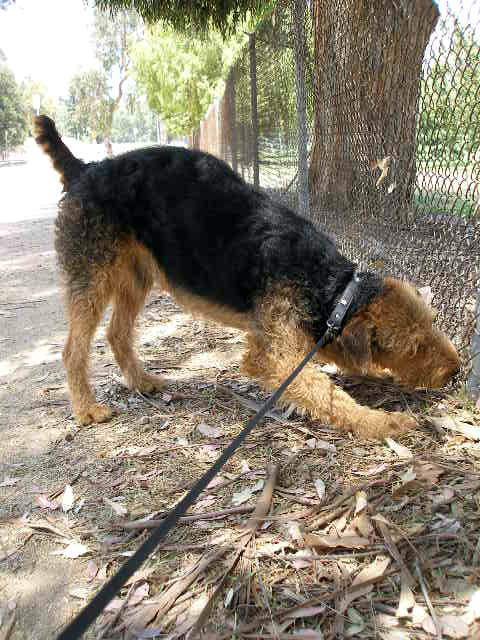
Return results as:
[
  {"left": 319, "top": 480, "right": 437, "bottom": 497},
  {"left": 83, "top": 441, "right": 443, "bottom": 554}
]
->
[{"left": 35, "top": 115, "right": 383, "bottom": 341}]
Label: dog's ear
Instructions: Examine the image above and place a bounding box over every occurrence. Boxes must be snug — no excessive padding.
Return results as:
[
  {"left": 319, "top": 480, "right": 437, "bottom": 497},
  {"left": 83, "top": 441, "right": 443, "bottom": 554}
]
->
[{"left": 338, "top": 318, "right": 371, "bottom": 372}]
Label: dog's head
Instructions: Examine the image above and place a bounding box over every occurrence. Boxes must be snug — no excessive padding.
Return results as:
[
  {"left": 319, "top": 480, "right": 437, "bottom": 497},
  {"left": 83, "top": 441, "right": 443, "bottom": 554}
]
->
[{"left": 332, "top": 277, "right": 460, "bottom": 388}]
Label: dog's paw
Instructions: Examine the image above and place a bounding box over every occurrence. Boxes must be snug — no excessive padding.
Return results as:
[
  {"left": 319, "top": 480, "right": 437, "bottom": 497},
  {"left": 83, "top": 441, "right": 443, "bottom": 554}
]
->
[
  {"left": 135, "top": 373, "right": 165, "bottom": 394},
  {"left": 385, "top": 411, "right": 416, "bottom": 436},
  {"left": 76, "top": 403, "right": 113, "bottom": 426},
  {"left": 354, "top": 409, "right": 416, "bottom": 440}
]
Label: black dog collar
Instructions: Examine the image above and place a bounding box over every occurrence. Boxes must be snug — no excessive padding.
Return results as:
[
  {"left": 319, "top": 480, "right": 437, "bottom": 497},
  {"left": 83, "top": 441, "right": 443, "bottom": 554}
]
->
[{"left": 326, "top": 272, "right": 362, "bottom": 336}]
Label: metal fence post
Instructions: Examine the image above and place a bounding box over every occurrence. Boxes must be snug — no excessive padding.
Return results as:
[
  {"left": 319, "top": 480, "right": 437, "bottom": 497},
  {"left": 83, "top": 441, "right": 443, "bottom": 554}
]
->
[
  {"left": 230, "top": 68, "right": 238, "bottom": 173},
  {"left": 214, "top": 98, "right": 220, "bottom": 158},
  {"left": 249, "top": 32, "right": 260, "bottom": 188},
  {"left": 292, "top": 0, "right": 310, "bottom": 218},
  {"left": 467, "top": 289, "right": 480, "bottom": 397}
]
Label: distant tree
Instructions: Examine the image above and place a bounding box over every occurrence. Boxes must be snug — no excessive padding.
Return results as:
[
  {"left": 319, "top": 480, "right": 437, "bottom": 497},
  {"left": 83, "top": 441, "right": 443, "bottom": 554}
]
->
[
  {"left": 0, "top": 62, "right": 28, "bottom": 149},
  {"left": 63, "top": 70, "right": 111, "bottom": 141},
  {"left": 133, "top": 25, "right": 247, "bottom": 136},
  {"left": 21, "top": 78, "right": 58, "bottom": 124},
  {"left": 92, "top": 8, "right": 141, "bottom": 137},
  {"left": 110, "top": 99, "right": 157, "bottom": 142},
  {"left": 0, "top": 49, "right": 6, "bottom": 63},
  {"left": 92, "top": 0, "right": 265, "bottom": 35},
  {"left": 419, "top": 17, "right": 480, "bottom": 166},
  {"left": 0, "top": 0, "right": 14, "bottom": 9}
]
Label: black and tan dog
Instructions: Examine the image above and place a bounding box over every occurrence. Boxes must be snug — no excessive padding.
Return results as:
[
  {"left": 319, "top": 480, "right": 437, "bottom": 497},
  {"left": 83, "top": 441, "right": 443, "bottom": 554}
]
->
[{"left": 34, "top": 116, "right": 460, "bottom": 438}]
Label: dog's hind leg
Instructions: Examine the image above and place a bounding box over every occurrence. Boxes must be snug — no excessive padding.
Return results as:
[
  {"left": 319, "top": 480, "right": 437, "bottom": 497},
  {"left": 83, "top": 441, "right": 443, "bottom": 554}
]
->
[
  {"left": 106, "top": 247, "right": 165, "bottom": 394},
  {"left": 63, "top": 284, "right": 113, "bottom": 426}
]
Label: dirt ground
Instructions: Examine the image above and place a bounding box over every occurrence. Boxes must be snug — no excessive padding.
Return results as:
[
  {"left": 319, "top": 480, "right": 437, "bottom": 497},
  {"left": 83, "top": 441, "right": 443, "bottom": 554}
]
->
[{"left": 1, "top": 147, "right": 480, "bottom": 640}]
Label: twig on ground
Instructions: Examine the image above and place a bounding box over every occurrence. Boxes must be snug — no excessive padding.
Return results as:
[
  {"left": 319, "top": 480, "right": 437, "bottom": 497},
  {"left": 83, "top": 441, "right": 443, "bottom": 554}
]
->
[
  {"left": 376, "top": 519, "right": 415, "bottom": 587},
  {"left": 216, "top": 384, "right": 290, "bottom": 424},
  {"left": 121, "top": 506, "right": 255, "bottom": 530},
  {"left": 0, "top": 605, "right": 16, "bottom": 640},
  {"left": 191, "top": 463, "right": 280, "bottom": 637},
  {"left": 137, "top": 391, "right": 168, "bottom": 412},
  {"left": 243, "top": 463, "right": 280, "bottom": 532},
  {"left": 415, "top": 558, "right": 443, "bottom": 640},
  {"left": 305, "top": 505, "right": 351, "bottom": 533},
  {"left": 96, "top": 582, "right": 136, "bottom": 640},
  {"left": 154, "top": 546, "right": 230, "bottom": 621},
  {"left": 189, "top": 533, "right": 252, "bottom": 638},
  {"left": 255, "top": 555, "right": 279, "bottom": 640},
  {"left": 48, "top": 466, "right": 87, "bottom": 500},
  {"left": 231, "top": 566, "right": 403, "bottom": 636}
]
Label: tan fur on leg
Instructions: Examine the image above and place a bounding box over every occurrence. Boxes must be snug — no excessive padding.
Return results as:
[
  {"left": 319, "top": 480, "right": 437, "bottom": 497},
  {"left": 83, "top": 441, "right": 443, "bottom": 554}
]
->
[
  {"left": 106, "top": 243, "right": 164, "bottom": 393},
  {"left": 243, "top": 290, "right": 415, "bottom": 439},
  {"left": 63, "top": 288, "right": 112, "bottom": 425}
]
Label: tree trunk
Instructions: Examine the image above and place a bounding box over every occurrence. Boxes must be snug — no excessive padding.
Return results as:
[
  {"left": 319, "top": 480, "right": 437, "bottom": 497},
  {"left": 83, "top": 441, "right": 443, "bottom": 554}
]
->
[{"left": 308, "top": 0, "right": 439, "bottom": 217}]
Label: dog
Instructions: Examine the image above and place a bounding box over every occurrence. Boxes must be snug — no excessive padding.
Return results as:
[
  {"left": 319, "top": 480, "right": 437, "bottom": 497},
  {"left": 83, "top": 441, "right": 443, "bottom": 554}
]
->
[{"left": 34, "top": 115, "right": 460, "bottom": 439}]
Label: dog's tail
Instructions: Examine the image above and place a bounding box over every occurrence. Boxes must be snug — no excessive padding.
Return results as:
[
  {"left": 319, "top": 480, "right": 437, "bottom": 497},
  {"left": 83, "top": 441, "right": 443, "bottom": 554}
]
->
[{"left": 33, "top": 115, "right": 86, "bottom": 189}]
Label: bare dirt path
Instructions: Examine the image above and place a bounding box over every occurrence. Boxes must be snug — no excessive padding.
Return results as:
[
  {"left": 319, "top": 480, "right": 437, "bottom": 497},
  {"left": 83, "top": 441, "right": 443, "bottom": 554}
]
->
[
  {"left": 0, "top": 150, "right": 80, "bottom": 638},
  {"left": 0, "top": 146, "right": 247, "bottom": 638}
]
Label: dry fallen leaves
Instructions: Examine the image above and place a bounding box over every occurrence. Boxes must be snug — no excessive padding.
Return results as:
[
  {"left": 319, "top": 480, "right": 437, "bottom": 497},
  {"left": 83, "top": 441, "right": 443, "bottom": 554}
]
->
[
  {"left": 392, "top": 461, "right": 445, "bottom": 498},
  {"left": 232, "top": 480, "right": 264, "bottom": 506},
  {"left": 429, "top": 415, "right": 480, "bottom": 441},
  {"left": 37, "top": 495, "right": 58, "bottom": 510},
  {"left": 61, "top": 485, "right": 74, "bottom": 512},
  {"left": 103, "top": 497, "right": 128, "bottom": 517},
  {"left": 303, "top": 533, "right": 369, "bottom": 549},
  {"left": 352, "top": 556, "right": 391, "bottom": 587},
  {"left": 197, "top": 422, "right": 222, "bottom": 438},
  {"left": 0, "top": 476, "right": 19, "bottom": 487},
  {"left": 313, "top": 479, "right": 326, "bottom": 503},
  {"left": 52, "top": 542, "right": 89, "bottom": 559},
  {"left": 385, "top": 438, "right": 413, "bottom": 459}
]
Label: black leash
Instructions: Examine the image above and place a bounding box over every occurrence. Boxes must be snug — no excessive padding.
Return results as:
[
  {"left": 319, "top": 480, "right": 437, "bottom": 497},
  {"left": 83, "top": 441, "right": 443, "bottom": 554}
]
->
[{"left": 57, "top": 273, "right": 361, "bottom": 639}]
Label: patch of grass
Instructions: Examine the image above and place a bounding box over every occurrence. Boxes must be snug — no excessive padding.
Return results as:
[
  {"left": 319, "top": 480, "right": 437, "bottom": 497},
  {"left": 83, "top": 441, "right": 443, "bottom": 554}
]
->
[{"left": 414, "top": 189, "right": 477, "bottom": 218}]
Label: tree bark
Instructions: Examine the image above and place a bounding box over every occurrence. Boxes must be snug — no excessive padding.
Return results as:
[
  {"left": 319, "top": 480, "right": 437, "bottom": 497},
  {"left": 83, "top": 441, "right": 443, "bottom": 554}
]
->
[{"left": 308, "top": 0, "right": 439, "bottom": 217}]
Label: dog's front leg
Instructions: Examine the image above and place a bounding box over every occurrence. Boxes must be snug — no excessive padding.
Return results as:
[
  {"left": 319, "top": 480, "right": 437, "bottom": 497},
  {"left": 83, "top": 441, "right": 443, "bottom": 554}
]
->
[{"left": 242, "top": 332, "right": 415, "bottom": 440}]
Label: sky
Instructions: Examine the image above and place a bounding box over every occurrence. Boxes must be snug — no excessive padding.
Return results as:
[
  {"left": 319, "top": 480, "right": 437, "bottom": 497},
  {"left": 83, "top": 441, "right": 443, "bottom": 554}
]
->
[{"left": 0, "top": 0, "right": 96, "bottom": 99}]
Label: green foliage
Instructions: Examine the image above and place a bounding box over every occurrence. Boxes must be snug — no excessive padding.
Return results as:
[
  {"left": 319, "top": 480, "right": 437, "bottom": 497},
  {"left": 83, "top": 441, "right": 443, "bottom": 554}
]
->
[
  {"left": 110, "top": 100, "right": 157, "bottom": 142},
  {"left": 92, "top": 0, "right": 266, "bottom": 36},
  {"left": 93, "top": 8, "right": 139, "bottom": 76},
  {"left": 419, "top": 18, "right": 480, "bottom": 167},
  {"left": 0, "top": 62, "right": 28, "bottom": 149},
  {"left": 62, "top": 70, "right": 111, "bottom": 141},
  {"left": 93, "top": 8, "right": 142, "bottom": 136},
  {"left": 133, "top": 25, "right": 247, "bottom": 135},
  {"left": 21, "top": 78, "right": 58, "bottom": 125}
]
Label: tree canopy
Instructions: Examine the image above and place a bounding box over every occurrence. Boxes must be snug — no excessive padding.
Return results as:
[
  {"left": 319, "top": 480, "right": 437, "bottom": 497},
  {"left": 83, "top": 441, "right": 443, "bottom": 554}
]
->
[
  {"left": 92, "top": 0, "right": 265, "bottom": 34},
  {"left": 419, "top": 17, "right": 480, "bottom": 167},
  {"left": 133, "top": 25, "right": 247, "bottom": 136},
  {"left": 62, "top": 70, "right": 111, "bottom": 141},
  {"left": 21, "top": 78, "right": 58, "bottom": 123},
  {"left": 93, "top": 8, "right": 141, "bottom": 136},
  {"left": 0, "top": 62, "right": 28, "bottom": 148}
]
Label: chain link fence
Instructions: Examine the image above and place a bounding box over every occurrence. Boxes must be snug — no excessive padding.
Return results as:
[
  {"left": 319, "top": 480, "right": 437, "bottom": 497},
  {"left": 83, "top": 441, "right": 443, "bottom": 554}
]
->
[{"left": 193, "top": 0, "right": 480, "bottom": 384}]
